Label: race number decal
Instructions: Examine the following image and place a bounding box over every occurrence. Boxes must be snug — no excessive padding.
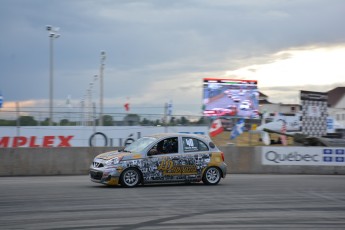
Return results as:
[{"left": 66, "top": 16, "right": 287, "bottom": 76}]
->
[{"left": 184, "top": 138, "right": 198, "bottom": 152}]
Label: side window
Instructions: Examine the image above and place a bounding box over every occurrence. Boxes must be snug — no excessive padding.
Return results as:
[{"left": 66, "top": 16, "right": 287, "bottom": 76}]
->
[
  {"left": 183, "top": 138, "right": 209, "bottom": 153},
  {"left": 150, "top": 137, "right": 178, "bottom": 155},
  {"left": 198, "top": 141, "right": 209, "bottom": 151}
]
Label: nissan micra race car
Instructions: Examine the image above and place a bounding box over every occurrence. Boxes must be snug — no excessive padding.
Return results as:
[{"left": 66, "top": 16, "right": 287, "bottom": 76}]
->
[{"left": 89, "top": 133, "right": 227, "bottom": 187}]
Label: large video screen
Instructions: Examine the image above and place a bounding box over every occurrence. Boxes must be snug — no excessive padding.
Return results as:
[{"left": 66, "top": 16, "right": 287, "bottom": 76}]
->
[{"left": 203, "top": 78, "right": 259, "bottom": 118}]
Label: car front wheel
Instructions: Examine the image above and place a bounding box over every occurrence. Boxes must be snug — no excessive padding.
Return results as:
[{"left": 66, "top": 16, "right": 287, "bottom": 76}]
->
[
  {"left": 202, "top": 167, "right": 221, "bottom": 185},
  {"left": 120, "top": 168, "right": 141, "bottom": 188}
]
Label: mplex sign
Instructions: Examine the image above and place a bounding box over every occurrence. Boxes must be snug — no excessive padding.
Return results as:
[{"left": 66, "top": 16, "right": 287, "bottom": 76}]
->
[
  {"left": 0, "top": 126, "right": 208, "bottom": 148},
  {"left": 262, "top": 147, "right": 345, "bottom": 166}
]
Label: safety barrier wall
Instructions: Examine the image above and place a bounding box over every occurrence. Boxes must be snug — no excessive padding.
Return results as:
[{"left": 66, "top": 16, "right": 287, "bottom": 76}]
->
[
  {"left": 220, "top": 146, "right": 345, "bottom": 175},
  {"left": 0, "top": 147, "right": 115, "bottom": 176},
  {"left": 0, "top": 146, "right": 344, "bottom": 176}
]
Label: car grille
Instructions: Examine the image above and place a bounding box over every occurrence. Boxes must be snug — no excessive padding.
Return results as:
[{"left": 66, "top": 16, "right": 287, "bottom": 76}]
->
[
  {"left": 90, "top": 171, "right": 103, "bottom": 180},
  {"left": 93, "top": 162, "right": 104, "bottom": 168}
]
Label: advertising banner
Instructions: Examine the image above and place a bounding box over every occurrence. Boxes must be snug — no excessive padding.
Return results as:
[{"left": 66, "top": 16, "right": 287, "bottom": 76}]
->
[
  {"left": 0, "top": 126, "right": 208, "bottom": 148},
  {"left": 300, "top": 90, "right": 328, "bottom": 137},
  {"left": 262, "top": 147, "right": 345, "bottom": 166}
]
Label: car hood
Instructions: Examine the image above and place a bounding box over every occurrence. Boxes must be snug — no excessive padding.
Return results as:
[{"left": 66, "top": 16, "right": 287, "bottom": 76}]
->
[{"left": 95, "top": 150, "right": 141, "bottom": 160}]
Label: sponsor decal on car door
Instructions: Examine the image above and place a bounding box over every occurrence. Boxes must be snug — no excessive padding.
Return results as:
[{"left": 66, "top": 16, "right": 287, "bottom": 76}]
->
[
  {"left": 157, "top": 154, "right": 198, "bottom": 177},
  {"left": 143, "top": 154, "right": 185, "bottom": 182},
  {"left": 182, "top": 137, "right": 212, "bottom": 179}
]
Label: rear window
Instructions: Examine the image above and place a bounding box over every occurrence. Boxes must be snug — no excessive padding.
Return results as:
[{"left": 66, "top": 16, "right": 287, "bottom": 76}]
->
[{"left": 182, "top": 137, "right": 209, "bottom": 153}]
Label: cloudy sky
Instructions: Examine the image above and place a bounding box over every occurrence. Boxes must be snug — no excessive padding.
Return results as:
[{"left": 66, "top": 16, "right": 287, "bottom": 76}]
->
[{"left": 1, "top": 0, "right": 345, "bottom": 117}]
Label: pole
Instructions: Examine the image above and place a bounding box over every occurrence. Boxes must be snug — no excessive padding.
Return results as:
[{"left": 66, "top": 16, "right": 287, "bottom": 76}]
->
[
  {"left": 93, "top": 102, "right": 97, "bottom": 132},
  {"left": 46, "top": 25, "right": 60, "bottom": 126},
  {"left": 49, "top": 35, "right": 54, "bottom": 125},
  {"left": 88, "top": 83, "right": 93, "bottom": 126},
  {"left": 16, "top": 102, "right": 20, "bottom": 136},
  {"left": 80, "top": 100, "right": 84, "bottom": 126},
  {"left": 164, "top": 102, "right": 168, "bottom": 133},
  {"left": 99, "top": 51, "right": 106, "bottom": 126}
]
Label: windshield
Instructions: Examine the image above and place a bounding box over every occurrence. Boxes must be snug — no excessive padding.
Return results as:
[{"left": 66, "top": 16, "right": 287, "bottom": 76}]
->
[{"left": 124, "top": 137, "right": 157, "bottom": 153}]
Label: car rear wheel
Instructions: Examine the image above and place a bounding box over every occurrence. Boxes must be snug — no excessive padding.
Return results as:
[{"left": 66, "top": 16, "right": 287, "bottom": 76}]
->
[
  {"left": 202, "top": 167, "right": 221, "bottom": 185},
  {"left": 120, "top": 168, "right": 141, "bottom": 188}
]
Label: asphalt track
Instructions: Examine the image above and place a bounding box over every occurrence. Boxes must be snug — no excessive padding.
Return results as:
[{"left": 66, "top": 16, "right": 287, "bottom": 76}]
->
[{"left": 0, "top": 174, "right": 344, "bottom": 230}]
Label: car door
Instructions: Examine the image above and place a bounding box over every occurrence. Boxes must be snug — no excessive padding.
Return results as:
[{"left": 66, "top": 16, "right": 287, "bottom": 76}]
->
[
  {"left": 181, "top": 136, "right": 211, "bottom": 181},
  {"left": 144, "top": 137, "right": 184, "bottom": 183}
]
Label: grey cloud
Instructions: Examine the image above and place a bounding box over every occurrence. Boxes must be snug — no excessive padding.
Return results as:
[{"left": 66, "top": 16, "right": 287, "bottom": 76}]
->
[{"left": 1, "top": 0, "right": 345, "bottom": 115}]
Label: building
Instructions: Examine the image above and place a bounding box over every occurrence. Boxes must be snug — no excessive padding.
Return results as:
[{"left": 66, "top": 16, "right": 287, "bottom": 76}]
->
[
  {"left": 258, "top": 92, "right": 300, "bottom": 115},
  {"left": 258, "top": 88, "right": 345, "bottom": 135},
  {"left": 327, "top": 87, "right": 345, "bottom": 128}
]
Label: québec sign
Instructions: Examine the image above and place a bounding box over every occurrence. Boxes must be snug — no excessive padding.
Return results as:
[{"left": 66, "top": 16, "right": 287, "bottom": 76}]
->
[
  {"left": 0, "top": 136, "right": 74, "bottom": 147},
  {"left": 262, "top": 147, "right": 345, "bottom": 166}
]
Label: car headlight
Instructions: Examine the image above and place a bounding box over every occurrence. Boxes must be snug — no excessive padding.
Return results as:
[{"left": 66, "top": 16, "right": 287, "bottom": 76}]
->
[{"left": 105, "top": 157, "right": 122, "bottom": 166}]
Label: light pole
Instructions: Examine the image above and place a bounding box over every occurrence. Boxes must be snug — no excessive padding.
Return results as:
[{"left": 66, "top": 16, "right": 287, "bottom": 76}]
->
[
  {"left": 99, "top": 51, "right": 106, "bottom": 126},
  {"left": 46, "top": 25, "right": 60, "bottom": 126},
  {"left": 80, "top": 98, "right": 85, "bottom": 126},
  {"left": 86, "top": 75, "right": 98, "bottom": 126},
  {"left": 88, "top": 83, "right": 93, "bottom": 126}
]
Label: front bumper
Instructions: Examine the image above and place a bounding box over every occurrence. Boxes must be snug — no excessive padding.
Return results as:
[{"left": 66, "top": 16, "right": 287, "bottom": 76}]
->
[{"left": 89, "top": 167, "right": 121, "bottom": 186}]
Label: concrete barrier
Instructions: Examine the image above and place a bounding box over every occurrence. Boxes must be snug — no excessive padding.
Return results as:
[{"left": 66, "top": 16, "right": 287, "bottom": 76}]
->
[
  {"left": 0, "top": 147, "right": 115, "bottom": 176},
  {"left": 0, "top": 146, "right": 344, "bottom": 176},
  {"left": 220, "top": 146, "right": 345, "bottom": 175}
]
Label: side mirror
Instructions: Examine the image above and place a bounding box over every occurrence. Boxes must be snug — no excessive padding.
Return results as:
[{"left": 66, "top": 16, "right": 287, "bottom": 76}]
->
[{"left": 148, "top": 149, "right": 157, "bottom": 156}]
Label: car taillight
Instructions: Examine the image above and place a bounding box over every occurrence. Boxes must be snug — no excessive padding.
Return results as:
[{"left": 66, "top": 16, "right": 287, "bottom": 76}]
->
[{"left": 221, "top": 152, "right": 224, "bottom": 161}]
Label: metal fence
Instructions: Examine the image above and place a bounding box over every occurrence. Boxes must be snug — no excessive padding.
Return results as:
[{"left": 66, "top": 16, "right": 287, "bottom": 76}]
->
[
  {"left": 0, "top": 106, "right": 207, "bottom": 126},
  {"left": 0, "top": 106, "right": 261, "bottom": 129}
]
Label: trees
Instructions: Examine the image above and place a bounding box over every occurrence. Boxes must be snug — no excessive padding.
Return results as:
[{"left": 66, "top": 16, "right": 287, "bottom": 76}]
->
[
  {"left": 19, "top": 116, "right": 37, "bottom": 126},
  {"left": 169, "top": 117, "right": 176, "bottom": 125},
  {"left": 41, "top": 118, "right": 55, "bottom": 126},
  {"left": 140, "top": 118, "right": 152, "bottom": 126},
  {"left": 60, "top": 119, "right": 70, "bottom": 126},
  {"left": 0, "top": 119, "right": 16, "bottom": 126},
  {"left": 102, "top": 115, "right": 113, "bottom": 126},
  {"left": 180, "top": 116, "right": 189, "bottom": 125},
  {"left": 123, "top": 114, "right": 140, "bottom": 126},
  {"left": 0, "top": 113, "right": 203, "bottom": 126}
]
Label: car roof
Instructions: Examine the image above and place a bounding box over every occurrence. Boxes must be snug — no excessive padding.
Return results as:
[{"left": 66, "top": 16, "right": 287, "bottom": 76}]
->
[{"left": 147, "top": 133, "right": 211, "bottom": 142}]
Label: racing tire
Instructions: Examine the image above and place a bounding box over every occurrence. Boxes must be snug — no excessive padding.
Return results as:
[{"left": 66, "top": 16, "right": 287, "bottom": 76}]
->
[
  {"left": 120, "top": 168, "right": 141, "bottom": 188},
  {"left": 202, "top": 167, "right": 221, "bottom": 185}
]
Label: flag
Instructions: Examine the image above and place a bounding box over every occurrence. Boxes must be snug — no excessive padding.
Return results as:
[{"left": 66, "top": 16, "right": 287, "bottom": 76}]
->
[
  {"left": 0, "top": 93, "right": 3, "bottom": 108},
  {"left": 209, "top": 119, "right": 224, "bottom": 137},
  {"left": 167, "top": 101, "right": 173, "bottom": 116},
  {"left": 230, "top": 119, "right": 245, "bottom": 140},
  {"left": 261, "top": 131, "right": 271, "bottom": 145},
  {"left": 66, "top": 95, "right": 72, "bottom": 108},
  {"left": 280, "top": 121, "right": 288, "bottom": 145},
  {"left": 124, "top": 103, "right": 130, "bottom": 112}
]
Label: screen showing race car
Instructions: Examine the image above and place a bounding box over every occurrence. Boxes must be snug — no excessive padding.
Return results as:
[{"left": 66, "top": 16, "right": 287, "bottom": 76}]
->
[{"left": 203, "top": 78, "right": 259, "bottom": 118}]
